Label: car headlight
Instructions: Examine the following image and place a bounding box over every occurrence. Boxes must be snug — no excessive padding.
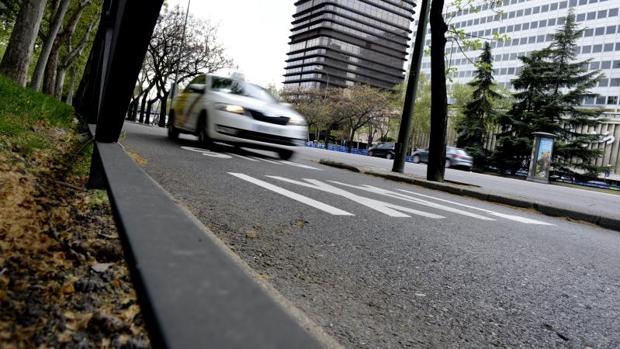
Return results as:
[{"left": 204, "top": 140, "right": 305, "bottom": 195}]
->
[
  {"left": 288, "top": 117, "right": 307, "bottom": 126},
  {"left": 215, "top": 103, "right": 246, "bottom": 115}
]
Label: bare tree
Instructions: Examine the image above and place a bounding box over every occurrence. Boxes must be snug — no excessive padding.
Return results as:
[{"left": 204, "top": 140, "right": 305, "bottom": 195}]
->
[
  {"left": 0, "top": 0, "right": 48, "bottom": 86},
  {"left": 135, "top": 5, "right": 233, "bottom": 127}
]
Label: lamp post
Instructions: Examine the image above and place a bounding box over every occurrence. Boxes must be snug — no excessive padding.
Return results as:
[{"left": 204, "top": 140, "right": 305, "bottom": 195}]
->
[{"left": 392, "top": 0, "right": 431, "bottom": 173}]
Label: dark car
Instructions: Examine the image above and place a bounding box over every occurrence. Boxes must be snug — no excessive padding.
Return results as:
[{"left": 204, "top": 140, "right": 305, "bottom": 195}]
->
[
  {"left": 411, "top": 146, "right": 473, "bottom": 170},
  {"left": 368, "top": 142, "right": 395, "bottom": 159}
]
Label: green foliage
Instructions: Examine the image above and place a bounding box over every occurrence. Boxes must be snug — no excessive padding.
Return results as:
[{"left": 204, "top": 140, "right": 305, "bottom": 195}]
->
[
  {"left": 493, "top": 12, "right": 605, "bottom": 178},
  {"left": 0, "top": 75, "right": 74, "bottom": 154},
  {"left": 455, "top": 42, "right": 503, "bottom": 170},
  {"left": 392, "top": 73, "right": 432, "bottom": 149}
]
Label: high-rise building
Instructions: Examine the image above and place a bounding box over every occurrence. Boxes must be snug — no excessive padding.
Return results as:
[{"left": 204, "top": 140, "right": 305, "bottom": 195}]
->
[
  {"left": 418, "top": 0, "right": 620, "bottom": 112},
  {"left": 283, "top": 0, "right": 416, "bottom": 90}
]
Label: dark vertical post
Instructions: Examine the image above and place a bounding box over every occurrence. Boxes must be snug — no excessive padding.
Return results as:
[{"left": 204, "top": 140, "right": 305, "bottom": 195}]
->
[
  {"left": 392, "top": 0, "right": 431, "bottom": 173},
  {"left": 427, "top": 0, "right": 449, "bottom": 182},
  {"left": 94, "top": 0, "right": 163, "bottom": 142}
]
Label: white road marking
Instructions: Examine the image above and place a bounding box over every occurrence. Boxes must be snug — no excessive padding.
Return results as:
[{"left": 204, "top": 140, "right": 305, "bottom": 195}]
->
[
  {"left": 229, "top": 153, "right": 259, "bottom": 162},
  {"left": 279, "top": 160, "right": 322, "bottom": 171},
  {"left": 397, "top": 189, "right": 554, "bottom": 225},
  {"left": 253, "top": 157, "right": 282, "bottom": 165},
  {"left": 181, "top": 146, "right": 232, "bottom": 159},
  {"left": 268, "top": 176, "right": 444, "bottom": 219},
  {"left": 229, "top": 173, "right": 354, "bottom": 216},
  {"left": 330, "top": 182, "right": 495, "bottom": 221}
]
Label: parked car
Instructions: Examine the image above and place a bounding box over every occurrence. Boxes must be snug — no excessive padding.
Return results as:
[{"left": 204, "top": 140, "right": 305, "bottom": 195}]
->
[
  {"left": 168, "top": 74, "right": 307, "bottom": 160},
  {"left": 411, "top": 146, "right": 473, "bottom": 170},
  {"left": 368, "top": 142, "right": 396, "bottom": 159}
]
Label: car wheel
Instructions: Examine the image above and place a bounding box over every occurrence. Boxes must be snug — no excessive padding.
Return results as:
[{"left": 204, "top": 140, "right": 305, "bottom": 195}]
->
[
  {"left": 167, "top": 111, "right": 179, "bottom": 140},
  {"left": 278, "top": 149, "right": 294, "bottom": 160},
  {"left": 445, "top": 159, "right": 451, "bottom": 168},
  {"left": 386, "top": 153, "right": 393, "bottom": 160},
  {"left": 197, "top": 112, "right": 213, "bottom": 148},
  {"left": 412, "top": 155, "right": 421, "bottom": 163},
  {"left": 368, "top": 151, "right": 374, "bottom": 157}
]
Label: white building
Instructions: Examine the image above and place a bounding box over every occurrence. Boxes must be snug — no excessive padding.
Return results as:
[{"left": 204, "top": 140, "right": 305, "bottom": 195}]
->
[{"left": 417, "top": 0, "right": 620, "bottom": 112}]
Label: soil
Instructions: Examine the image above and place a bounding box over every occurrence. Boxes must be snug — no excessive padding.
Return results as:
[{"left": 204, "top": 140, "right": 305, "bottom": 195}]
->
[{"left": 0, "top": 128, "right": 150, "bottom": 348}]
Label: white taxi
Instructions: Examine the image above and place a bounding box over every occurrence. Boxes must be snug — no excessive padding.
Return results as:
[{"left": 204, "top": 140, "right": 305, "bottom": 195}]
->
[{"left": 168, "top": 74, "right": 307, "bottom": 159}]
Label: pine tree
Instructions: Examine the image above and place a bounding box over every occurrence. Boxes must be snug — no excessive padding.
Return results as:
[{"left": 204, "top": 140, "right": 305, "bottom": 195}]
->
[
  {"left": 493, "top": 12, "right": 605, "bottom": 178},
  {"left": 455, "top": 42, "right": 501, "bottom": 170}
]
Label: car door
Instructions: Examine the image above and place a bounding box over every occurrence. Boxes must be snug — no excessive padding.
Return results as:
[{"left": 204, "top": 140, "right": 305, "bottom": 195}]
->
[
  {"left": 175, "top": 74, "right": 206, "bottom": 131},
  {"left": 421, "top": 149, "right": 429, "bottom": 162}
]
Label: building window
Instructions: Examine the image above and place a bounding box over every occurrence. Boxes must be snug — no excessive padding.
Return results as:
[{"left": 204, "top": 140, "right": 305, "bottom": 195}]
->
[
  {"left": 613, "top": 60, "right": 620, "bottom": 69},
  {"left": 602, "top": 61, "right": 611, "bottom": 69},
  {"left": 595, "top": 27, "right": 605, "bottom": 36},
  {"left": 611, "top": 78, "right": 620, "bottom": 87},
  {"left": 605, "top": 43, "right": 614, "bottom": 52},
  {"left": 593, "top": 44, "right": 603, "bottom": 53},
  {"left": 576, "top": 13, "right": 586, "bottom": 21},
  {"left": 608, "top": 96, "right": 619, "bottom": 105},
  {"left": 610, "top": 8, "right": 619, "bottom": 16},
  {"left": 598, "top": 10, "right": 607, "bottom": 18},
  {"left": 591, "top": 62, "right": 600, "bottom": 70},
  {"left": 607, "top": 26, "right": 617, "bottom": 34},
  {"left": 596, "top": 96, "right": 606, "bottom": 105},
  {"left": 599, "top": 78, "right": 609, "bottom": 87},
  {"left": 582, "top": 45, "right": 591, "bottom": 53},
  {"left": 587, "top": 12, "right": 596, "bottom": 20}
]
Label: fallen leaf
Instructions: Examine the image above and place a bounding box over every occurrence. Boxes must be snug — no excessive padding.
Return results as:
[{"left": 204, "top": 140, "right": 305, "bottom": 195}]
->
[{"left": 91, "top": 263, "right": 113, "bottom": 273}]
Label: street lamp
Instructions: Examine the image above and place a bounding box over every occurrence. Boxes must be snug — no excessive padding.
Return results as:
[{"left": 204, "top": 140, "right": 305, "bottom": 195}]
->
[{"left": 392, "top": 0, "right": 431, "bottom": 173}]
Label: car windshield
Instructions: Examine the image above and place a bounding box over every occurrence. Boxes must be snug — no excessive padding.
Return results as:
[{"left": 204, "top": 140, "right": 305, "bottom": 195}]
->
[{"left": 211, "top": 77, "right": 276, "bottom": 103}]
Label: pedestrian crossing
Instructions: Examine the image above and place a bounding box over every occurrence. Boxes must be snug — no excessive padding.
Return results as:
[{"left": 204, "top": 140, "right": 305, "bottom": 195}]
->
[{"left": 230, "top": 172, "right": 554, "bottom": 226}]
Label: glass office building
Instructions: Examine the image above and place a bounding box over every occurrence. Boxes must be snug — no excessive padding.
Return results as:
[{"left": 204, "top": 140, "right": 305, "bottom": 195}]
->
[
  {"left": 418, "top": 0, "right": 620, "bottom": 111},
  {"left": 283, "top": 0, "right": 416, "bottom": 90}
]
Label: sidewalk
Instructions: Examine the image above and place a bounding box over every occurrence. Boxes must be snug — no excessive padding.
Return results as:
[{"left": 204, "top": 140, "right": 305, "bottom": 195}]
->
[{"left": 297, "top": 148, "right": 620, "bottom": 231}]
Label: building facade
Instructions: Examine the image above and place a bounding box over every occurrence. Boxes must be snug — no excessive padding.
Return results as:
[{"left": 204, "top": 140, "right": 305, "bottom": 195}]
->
[
  {"left": 283, "top": 0, "right": 416, "bottom": 90},
  {"left": 418, "top": 0, "right": 620, "bottom": 112}
]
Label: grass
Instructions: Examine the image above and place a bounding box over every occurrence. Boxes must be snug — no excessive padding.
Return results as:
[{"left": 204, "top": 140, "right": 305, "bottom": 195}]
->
[{"left": 0, "top": 75, "right": 74, "bottom": 155}]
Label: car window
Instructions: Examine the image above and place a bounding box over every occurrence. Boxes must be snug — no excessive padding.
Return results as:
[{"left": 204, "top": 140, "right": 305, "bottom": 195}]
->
[
  {"left": 210, "top": 77, "right": 276, "bottom": 103},
  {"left": 183, "top": 74, "right": 206, "bottom": 93}
]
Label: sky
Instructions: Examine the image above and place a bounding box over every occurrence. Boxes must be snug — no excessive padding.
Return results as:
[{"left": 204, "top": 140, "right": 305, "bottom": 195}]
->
[{"left": 168, "top": 0, "right": 296, "bottom": 89}]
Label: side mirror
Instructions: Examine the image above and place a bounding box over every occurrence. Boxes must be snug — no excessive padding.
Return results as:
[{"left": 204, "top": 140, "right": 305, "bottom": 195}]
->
[{"left": 188, "top": 84, "right": 206, "bottom": 94}]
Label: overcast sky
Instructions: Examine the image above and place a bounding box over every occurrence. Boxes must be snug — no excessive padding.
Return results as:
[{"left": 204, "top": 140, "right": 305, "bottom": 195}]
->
[{"left": 168, "top": 0, "right": 296, "bottom": 88}]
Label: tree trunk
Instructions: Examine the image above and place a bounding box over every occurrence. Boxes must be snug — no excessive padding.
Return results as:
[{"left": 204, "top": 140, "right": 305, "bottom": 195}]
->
[
  {"left": 138, "top": 92, "right": 149, "bottom": 123},
  {"left": 347, "top": 129, "right": 355, "bottom": 153},
  {"left": 54, "top": 67, "right": 66, "bottom": 99},
  {"left": 0, "top": 0, "right": 48, "bottom": 86},
  {"left": 65, "top": 66, "right": 77, "bottom": 105},
  {"left": 427, "top": 0, "right": 448, "bottom": 182},
  {"left": 158, "top": 91, "right": 169, "bottom": 127},
  {"left": 146, "top": 98, "right": 158, "bottom": 125},
  {"left": 42, "top": 46, "right": 60, "bottom": 95},
  {"left": 30, "top": 0, "right": 70, "bottom": 91}
]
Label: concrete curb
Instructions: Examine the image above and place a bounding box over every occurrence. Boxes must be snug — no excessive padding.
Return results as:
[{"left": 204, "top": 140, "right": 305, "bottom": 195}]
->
[{"left": 318, "top": 159, "right": 620, "bottom": 232}]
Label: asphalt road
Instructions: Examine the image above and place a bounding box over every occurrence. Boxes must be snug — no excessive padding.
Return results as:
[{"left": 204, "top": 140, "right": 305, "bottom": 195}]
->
[
  {"left": 295, "top": 147, "right": 620, "bottom": 220},
  {"left": 122, "top": 122, "right": 620, "bottom": 348}
]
